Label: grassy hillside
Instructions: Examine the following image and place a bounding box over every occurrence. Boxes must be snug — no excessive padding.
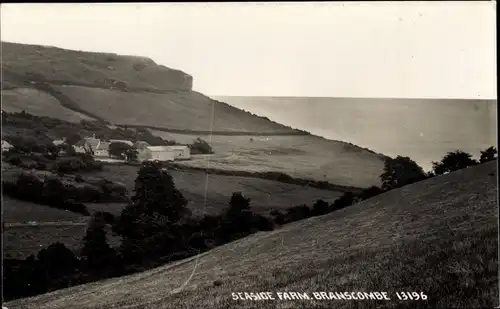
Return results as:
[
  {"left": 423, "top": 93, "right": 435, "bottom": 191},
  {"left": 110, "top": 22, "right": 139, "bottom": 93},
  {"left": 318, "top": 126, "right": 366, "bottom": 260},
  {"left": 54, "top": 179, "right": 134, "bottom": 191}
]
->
[
  {"left": 150, "top": 131, "right": 386, "bottom": 187},
  {"left": 2, "top": 41, "right": 192, "bottom": 91},
  {"left": 6, "top": 161, "right": 497, "bottom": 309},
  {"left": 51, "top": 85, "right": 302, "bottom": 133},
  {"left": 1, "top": 88, "right": 93, "bottom": 123}
]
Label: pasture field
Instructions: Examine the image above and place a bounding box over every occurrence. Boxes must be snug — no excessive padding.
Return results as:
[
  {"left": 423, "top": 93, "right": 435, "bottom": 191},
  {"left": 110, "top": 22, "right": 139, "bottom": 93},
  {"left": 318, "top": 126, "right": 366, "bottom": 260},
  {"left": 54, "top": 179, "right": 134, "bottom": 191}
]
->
[
  {"left": 91, "top": 164, "right": 344, "bottom": 216},
  {"left": 52, "top": 85, "right": 299, "bottom": 133},
  {"left": 3, "top": 224, "right": 121, "bottom": 260},
  {"left": 2, "top": 196, "right": 84, "bottom": 224},
  {"left": 150, "top": 130, "right": 386, "bottom": 188},
  {"left": 7, "top": 161, "right": 496, "bottom": 309},
  {"left": 1, "top": 87, "right": 93, "bottom": 123}
]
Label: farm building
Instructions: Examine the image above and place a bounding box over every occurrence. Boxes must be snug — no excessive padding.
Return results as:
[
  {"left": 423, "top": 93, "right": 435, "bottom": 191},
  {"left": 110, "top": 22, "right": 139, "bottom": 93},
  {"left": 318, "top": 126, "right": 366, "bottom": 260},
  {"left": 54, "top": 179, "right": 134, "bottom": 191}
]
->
[
  {"left": 143, "top": 146, "right": 176, "bottom": 162},
  {"left": 93, "top": 141, "right": 110, "bottom": 158},
  {"left": 52, "top": 139, "right": 66, "bottom": 146},
  {"left": 1, "top": 140, "right": 13, "bottom": 152},
  {"left": 165, "top": 145, "right": 191, "bottom": 160},
  {"left": 109, "top": 139, "right": 134, "bottom": 146}
]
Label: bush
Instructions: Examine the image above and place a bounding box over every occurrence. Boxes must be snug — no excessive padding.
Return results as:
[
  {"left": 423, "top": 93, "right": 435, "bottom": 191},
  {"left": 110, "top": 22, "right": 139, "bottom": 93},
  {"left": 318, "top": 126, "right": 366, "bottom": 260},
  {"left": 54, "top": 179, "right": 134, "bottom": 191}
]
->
[
  {"left": 270, "top": 209, "right": 286, "bottom": 225},
  {"left": 189, "top": 138, "right": 214, "bottom": 154},
  {"left": 285, "top": 205, "right": 311, "bottom": 223},
  {"left": 311, "top": 199, "right": 330, "bottom": 216},
  {"left": 332, "top": 192, "right": 356, "bottom": 210}
]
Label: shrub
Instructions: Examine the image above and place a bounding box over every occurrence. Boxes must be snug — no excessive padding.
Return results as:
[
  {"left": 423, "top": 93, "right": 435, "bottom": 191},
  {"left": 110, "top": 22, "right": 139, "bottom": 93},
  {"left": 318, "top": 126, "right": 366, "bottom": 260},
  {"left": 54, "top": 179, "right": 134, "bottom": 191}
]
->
[
  {"left": 269, "top": 209, "right": 286, "bottom": 225},
  {"left": 332, "top": 192, "right": 356, "bottom": 210},
  {"left": 189, "top": 138, "right": 214, "bottom": 154},
  {"left": 311, "top": 199, "right": 330, "bottom": 216},
  {"left": 285, "top": 205, "right": 311, "bottom": 223}
]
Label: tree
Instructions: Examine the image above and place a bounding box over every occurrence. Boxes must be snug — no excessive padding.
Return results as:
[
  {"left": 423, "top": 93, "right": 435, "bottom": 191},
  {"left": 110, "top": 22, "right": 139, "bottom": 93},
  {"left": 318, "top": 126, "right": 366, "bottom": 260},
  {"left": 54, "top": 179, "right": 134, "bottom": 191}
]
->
[
  {"left": 109, "top": 142, "right": 132, "bottom": 159},
  {"left": 37, "top": 243, "right": 79, "bottom": 280},
  {"left": 479, "top": 146, "right": 497, "bottom": 163},
  {"left": 227, "top": 192, "right": 251, "bottom": 216},
  {"left": 189, "top": 138, "right": 214, "bottom": 154},
  {"left": 63, "top": 133, "right": 82, "bottom": 146},
  {"left": 113, "top": 161, "right": 190, "bottom": 261},
  {"left": 432, "top": 150, "right": 478, "bottom": 176},
  {"left": 81, "top": 212, "right": 118, "bottom": 272},
  {"left": 311, "top": 199, "right": 330, "bottom": 216},
  {"left": 125, "top": 148, "right": 139, "bottom": 163},
  {"left": 380, "top": 156, "right": 427, "bottom": 191}
]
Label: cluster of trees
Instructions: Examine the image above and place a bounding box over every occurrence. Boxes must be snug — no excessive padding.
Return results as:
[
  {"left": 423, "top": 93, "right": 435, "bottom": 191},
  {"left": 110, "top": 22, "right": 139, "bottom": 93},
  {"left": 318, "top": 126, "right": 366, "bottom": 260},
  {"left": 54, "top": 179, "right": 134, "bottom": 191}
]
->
[
  {"left": 2, "top": 171, "right": 128, "bottom": 215},
  {"left": 108, "top": 142, "right": 139, "bottom": 162},
  {"left": 381, "top": 147, "right": 497, "bottom": 191}
]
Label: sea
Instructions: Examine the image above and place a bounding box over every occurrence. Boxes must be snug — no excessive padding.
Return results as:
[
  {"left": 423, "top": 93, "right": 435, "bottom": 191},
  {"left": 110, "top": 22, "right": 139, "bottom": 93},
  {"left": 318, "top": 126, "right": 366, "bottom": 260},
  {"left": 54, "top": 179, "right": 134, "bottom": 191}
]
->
[{"left": 212, "top": 96, "right": 497, "bottom": 172}]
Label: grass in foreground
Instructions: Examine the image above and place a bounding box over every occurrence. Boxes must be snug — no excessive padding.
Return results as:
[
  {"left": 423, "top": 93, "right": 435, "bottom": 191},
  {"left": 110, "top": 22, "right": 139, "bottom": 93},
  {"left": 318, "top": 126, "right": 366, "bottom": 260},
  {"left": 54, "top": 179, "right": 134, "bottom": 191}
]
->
[{"left": 6, "top": 161, "right": 497, "bottom": 309}]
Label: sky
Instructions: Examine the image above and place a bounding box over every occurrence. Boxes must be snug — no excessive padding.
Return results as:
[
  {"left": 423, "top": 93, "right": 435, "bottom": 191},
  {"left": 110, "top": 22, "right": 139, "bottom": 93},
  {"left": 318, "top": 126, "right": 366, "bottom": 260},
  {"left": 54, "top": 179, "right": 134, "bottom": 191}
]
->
[{"left": 1, "top": 2, "right": 497, "bottom": 99}]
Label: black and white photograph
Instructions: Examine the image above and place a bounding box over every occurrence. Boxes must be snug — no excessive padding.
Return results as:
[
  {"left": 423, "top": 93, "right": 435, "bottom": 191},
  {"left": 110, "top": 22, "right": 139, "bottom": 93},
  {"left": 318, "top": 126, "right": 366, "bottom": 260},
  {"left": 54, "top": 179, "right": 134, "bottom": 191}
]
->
[{"left": 1, "top": 2, "right": 497, "bottom": 309}]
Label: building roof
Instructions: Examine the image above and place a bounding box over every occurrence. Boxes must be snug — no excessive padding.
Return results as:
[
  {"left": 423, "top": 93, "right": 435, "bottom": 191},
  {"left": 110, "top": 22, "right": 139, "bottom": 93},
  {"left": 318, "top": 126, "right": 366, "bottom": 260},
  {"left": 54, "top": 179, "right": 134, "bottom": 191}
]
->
[
  {"left": 84, "top": 137, "right": 100, "bottom": 148},
  {"left": 52, "top": 139, "right": 66, "bottom": 146},
  {"left": 109, "top": 139, "right": 134, "bottom": 146},
  {"left": 2, "top": 140, "right": 13, "bottom": 147},
  {"left": 134, "top": 140, "right": 151, "bottom": 150},
  {"left": 165, "top": 145, "right": 189, "bottom": 150},
  {"left": 95, "top": 141, "right": 110, "bottom": 151}
]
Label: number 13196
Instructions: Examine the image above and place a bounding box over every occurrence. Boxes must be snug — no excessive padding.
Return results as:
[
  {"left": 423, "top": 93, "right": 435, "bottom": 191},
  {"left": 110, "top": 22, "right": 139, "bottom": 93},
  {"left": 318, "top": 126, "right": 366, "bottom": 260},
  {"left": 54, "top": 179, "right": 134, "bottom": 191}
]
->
[{"left": 395, "top": 292, "right": 428, "bottom": 301}]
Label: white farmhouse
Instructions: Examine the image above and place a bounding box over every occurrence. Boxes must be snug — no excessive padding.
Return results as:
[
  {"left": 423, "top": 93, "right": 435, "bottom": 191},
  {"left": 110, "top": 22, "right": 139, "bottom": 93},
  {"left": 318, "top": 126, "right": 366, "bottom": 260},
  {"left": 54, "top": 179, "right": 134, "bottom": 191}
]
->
[
  {"left": 109, "top": 139, "right": 134, "bottom": 146},
  {"left": 144, "top": 146, "right": 176, "bottom": 162},
  {"left": 93, "top": 141, "right": 110, "bottom": 158},
  {"left": 1, "top": 140, "right": 13, "bottom": 152},
  {"left": 165, "top": 145, "right": 191, "bottom": 160}
]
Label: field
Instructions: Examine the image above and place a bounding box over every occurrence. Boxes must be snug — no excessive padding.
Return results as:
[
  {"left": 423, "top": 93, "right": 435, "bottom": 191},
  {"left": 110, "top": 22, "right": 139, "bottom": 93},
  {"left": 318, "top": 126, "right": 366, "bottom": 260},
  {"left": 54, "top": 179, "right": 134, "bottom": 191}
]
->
[
  {"left": 3, "top": 196, "right": 84, "bottom": 224},
  {"left": 2, "top": 164, "right": 344, "bottom": 259},
  {"left": 1, "top": 87, "right": 93, "bottom": 123},
  {"left": 90, "top": 164, "right": 345, "bottom": 216},
  {"left": 51, "top": 85, "right": 300, "bottom": 133},
  {"left": 150, "top": 131, "right": 386, "bottom": 188},
  {"left": 6, "top": 161, "right": 496, "bottom": 309}
]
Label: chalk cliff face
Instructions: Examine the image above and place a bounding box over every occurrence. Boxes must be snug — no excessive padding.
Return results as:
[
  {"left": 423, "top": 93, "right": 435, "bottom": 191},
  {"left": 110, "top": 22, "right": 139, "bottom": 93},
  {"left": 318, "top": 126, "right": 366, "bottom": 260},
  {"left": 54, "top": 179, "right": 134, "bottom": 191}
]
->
[{"left": 2, "top": 42, "right": 193, "bottom": 91}]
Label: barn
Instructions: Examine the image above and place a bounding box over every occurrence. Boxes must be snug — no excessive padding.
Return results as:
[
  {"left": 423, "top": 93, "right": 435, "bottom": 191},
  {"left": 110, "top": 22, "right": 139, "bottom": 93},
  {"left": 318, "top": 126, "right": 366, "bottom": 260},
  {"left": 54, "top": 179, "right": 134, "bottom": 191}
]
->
[
  {"left": 144, "top": 146, "right": 176, "bottom": 162},
  {"left": 165, "top": 145, "right": 191, "bottom": 160}
]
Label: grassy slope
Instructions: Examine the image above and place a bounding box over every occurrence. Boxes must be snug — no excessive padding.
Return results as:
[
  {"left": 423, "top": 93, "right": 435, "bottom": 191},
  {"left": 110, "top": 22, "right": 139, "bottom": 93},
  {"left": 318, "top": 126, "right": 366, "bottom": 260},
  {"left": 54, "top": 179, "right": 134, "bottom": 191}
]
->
[
  {"left": 6, "top": 162, "right": 497, "bottom": 309},
  {"left": 1, "top": 41, "right": 387, "bottom": 188},
  {"left": 2, "top": 41, "right": 192, "bottom": 91},
  {"left": 1, "top": 88, "right": 93, "bottom": 123},
  {"left": 150, "top": 132, "right": 385, "bottom": 187}
]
